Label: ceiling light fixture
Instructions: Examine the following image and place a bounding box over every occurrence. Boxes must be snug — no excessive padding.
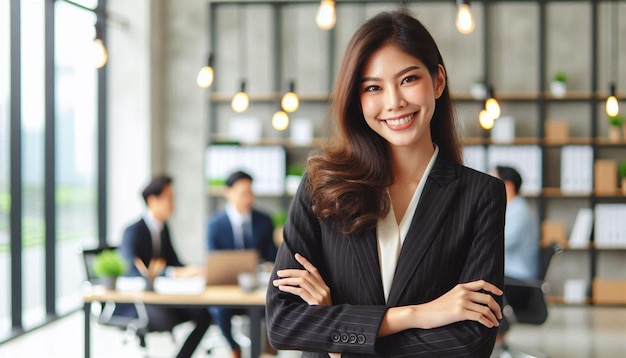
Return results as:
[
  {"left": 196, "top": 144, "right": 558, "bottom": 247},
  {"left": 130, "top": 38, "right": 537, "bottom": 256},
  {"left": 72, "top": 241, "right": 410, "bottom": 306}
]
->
[
  {"left": 281, "top": 80, "right": 300, "bottom": 113},
  {"left": 606, "top": 0, "right": 619, "bottom": 117},
  {"left": 456, "top": 0, "right": 475, "bottom": 35},
  {"left": 606, "top": 83, "right": 619, "bottom": 117},
  {"left": 231, "top": 80, "right": 249, "bottom": 113},
  {"left": 272, "top": 106, "right": 290, "bottom": 131},
  {"left": 316, "top": 0, "right": 336, "bottom": 31},
  {"left": 92, "top": 22, "right": 108, "bottom": 69},
  {"left": 196, "top": 54, "right": 214, "bottom": 88},
  {"left": 485, "top": 86, "right": 501, "bottom": 120}
]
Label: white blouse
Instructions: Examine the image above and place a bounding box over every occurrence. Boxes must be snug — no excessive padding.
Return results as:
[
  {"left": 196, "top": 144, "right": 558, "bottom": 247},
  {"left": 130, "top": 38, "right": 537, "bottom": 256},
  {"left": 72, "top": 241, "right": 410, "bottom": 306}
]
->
[{"left": 377, "top": 146, "right": 439, "bottom": 302}]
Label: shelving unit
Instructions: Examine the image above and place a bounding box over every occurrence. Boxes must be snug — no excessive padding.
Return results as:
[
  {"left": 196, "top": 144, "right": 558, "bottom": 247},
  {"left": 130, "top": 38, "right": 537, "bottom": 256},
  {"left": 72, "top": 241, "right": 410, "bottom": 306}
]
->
[{"left": 204, "top": 0, "right": 626, "bottom": 304}]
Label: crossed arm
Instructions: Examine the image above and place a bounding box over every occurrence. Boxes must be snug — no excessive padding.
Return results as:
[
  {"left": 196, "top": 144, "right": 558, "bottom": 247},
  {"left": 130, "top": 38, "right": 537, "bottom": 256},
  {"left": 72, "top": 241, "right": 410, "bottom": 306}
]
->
[
  {"left": 266, "top": 172, "right": 505, "bottom": 356},
  {"left": 274, "top": 253, "right": 502, "bottom": 357}
]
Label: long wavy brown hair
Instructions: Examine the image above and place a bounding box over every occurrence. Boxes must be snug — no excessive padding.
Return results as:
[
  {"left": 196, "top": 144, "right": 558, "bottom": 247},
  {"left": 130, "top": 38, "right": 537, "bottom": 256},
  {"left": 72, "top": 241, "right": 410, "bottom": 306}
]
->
[{"left": 307, "top": 9, "right": 462, "bottom": 235}]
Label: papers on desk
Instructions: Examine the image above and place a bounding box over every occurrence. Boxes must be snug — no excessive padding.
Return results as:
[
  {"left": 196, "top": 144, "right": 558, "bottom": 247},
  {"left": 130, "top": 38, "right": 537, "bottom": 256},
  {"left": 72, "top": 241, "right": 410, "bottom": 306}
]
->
[
  {"left": 115, "top": 276, "right": 206, "bottom": 294},
  {"left": 116, "top": 277, "right": 147, "bottom": 291},
  {"left": 154, "top": 277, "right": 206, "bottom": 294}
]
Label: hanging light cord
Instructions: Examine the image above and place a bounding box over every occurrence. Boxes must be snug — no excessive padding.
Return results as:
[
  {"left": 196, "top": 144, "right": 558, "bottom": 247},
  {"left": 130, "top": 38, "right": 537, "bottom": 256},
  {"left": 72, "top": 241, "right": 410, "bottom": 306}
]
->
[
  {"left": 610, "top": 0, "right": 618, "bottom": 87},
  {"left": 238, "top": 5, "right": 247, "bottom": 85}
]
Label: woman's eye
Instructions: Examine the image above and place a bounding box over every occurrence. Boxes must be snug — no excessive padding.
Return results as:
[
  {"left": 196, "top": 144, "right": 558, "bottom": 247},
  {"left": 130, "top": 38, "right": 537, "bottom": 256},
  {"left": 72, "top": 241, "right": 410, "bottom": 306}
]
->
[
  {"left": 401, "top": 75, "right": 418, "bottom": 85},
  {"left": 363, "top": 85, "right": 380, "bottom": 92}
]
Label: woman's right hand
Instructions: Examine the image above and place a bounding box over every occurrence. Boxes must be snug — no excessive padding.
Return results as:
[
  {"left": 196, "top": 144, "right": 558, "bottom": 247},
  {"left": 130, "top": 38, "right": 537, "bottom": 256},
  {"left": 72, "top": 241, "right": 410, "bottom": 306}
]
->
[
  {"left": 272, "top": 253, "right": 332, "bottom": 306},
  {"left": 379, "top": 280, "right": 503, "bottom": 337},
  {"left": 414, "top": 280, "right": 502, "bottom": 329}
]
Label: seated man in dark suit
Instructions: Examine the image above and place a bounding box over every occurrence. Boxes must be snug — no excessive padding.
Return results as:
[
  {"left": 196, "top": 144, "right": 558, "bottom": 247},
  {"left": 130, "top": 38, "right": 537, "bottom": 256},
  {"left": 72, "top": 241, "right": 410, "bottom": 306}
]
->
[
  {"left": 118, "top": 174, "right": 211, "bottom": 358},
  {"left": 206, "top": 170, "right": 277, "bottom": 358}
]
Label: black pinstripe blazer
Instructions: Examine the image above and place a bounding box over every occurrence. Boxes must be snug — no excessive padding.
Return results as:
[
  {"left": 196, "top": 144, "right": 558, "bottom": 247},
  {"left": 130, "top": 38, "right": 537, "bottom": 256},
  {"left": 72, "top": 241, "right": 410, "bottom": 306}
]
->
[{"left": 266, "top": 154, "right": 506, "bottom": 357}]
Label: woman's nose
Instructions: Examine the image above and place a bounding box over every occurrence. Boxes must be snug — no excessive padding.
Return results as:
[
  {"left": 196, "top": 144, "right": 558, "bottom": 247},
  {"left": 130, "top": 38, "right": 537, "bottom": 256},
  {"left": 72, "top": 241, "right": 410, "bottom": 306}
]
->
[{"left": 385, "top": 87, "right": 406, "bottom": 111}]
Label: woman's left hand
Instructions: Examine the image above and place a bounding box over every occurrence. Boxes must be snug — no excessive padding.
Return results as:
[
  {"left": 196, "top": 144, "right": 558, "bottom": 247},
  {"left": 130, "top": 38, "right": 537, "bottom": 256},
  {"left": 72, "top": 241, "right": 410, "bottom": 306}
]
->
[{"left": 272, "top": 253, "right": 332, "bottom": 306}]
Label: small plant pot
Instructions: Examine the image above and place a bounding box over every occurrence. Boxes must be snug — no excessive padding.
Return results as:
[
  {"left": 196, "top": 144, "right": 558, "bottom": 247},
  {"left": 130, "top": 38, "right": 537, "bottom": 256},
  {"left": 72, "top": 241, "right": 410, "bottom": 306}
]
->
[
  {"left": 622, "top": 178, "right": 626, "bottom": 195},
  {"left": 103, "top": 276, "right": 117, "bottom": 291},
  {"left": 550, "top": 81, "right": 567, "bottom": 98},
  {"left": 608, "top": 126, "right": 622, "bottom": 143}
]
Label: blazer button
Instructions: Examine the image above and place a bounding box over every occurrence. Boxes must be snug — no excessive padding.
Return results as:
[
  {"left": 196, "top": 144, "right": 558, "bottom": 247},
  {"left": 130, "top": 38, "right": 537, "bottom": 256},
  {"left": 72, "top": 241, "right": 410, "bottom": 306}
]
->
[
  {"left": 340, "top": 333, "right": 349, "bottom": 343},
  {"left": 331, "top": 332, "right": 340, "bottom": 343},
  {"left": 349, "top": 334, "right": 357, "bottom": 343},
  {"left": 357, "top": 334, "right": 366, "bottom": 344}
]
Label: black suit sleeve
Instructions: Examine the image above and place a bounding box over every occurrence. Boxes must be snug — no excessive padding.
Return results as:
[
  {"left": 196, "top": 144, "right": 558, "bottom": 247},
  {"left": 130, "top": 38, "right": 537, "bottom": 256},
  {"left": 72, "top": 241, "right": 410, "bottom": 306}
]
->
[
  {"left": 255, "top": 210, "right": 277, "bottom": 262},
  {"left": 119, "top": 221, "right": 144, "bottom": 277}
]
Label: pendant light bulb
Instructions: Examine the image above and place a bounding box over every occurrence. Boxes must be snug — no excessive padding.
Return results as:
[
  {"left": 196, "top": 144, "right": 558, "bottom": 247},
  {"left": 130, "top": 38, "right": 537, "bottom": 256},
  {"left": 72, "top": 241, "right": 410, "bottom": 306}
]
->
[
  {"left": 231, "top": 81, "right": 249, "bottom": 113},
  {"left": 316, "top": 0, "right": 336, "bottom": 31},
  {"left": 606, "top": 96, "right": 619, "bottom": 117},
  {"left": 196, "top": 66, "right": 214, "bottom": 88},
  {"left": 197, "top": 54, "right": 215, "bottom": 88},
  {"left": 479, "top": 109, "right": 495, "bottom": 130},
  {"left": 456, "top": 1, "right": 475, "bottom": 35},
  {"left": 485, "top": 97, "right": 501, "bottom": 119},
  {"left": 281, "top": 92, "right": 299, "bottom": 113},
  {"left": 281, "top": 82, "right": 300, "bottom": 113},
  {"left": 272, "top": 110, "right": 290, "bottom": 131},
  {"left": 92, "top": 38, "right": 108, "bottom": 69},
  {"left": 606, "top": 84, "right": 619, "bottom": 117}
]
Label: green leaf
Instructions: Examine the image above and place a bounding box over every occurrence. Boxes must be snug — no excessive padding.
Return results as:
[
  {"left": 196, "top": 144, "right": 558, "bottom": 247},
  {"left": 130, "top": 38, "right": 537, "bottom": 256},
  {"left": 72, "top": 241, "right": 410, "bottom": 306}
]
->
[{"left": 93, "top": 250, "right": 128, "bottom": 278}]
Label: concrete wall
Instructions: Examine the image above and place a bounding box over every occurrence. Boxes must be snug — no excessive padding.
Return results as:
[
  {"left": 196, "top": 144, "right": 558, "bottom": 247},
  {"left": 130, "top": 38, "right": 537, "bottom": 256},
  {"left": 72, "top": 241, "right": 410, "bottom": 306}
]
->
[{"left": 107, "top": 0, "right": 152, "bottom": 246}]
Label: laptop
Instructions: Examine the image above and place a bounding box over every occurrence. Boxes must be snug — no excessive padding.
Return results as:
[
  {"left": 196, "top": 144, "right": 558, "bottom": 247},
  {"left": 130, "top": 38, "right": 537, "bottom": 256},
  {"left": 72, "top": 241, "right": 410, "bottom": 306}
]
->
[{"left": 204, "top": 249, "right": 259, "bottom": 285}]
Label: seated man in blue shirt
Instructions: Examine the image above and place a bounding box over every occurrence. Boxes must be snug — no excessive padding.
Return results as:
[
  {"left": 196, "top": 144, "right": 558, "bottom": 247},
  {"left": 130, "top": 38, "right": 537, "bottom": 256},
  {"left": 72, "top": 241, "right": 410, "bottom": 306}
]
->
[
  {"left": 206, "top": 170, "right": 277, "bottom": 358},
  {"left": 495, "top": 166, "right": 540, "bottom": 280},
  {"left": 491, "top": 166, "right": 540, "bottom": 355}
]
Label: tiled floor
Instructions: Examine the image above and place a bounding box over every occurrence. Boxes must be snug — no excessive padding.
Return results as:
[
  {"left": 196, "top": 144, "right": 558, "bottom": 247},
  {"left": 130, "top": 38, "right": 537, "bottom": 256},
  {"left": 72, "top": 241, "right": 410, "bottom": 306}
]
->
[{"left": 0, "top": 305, "right": 624, "bottom": 357}]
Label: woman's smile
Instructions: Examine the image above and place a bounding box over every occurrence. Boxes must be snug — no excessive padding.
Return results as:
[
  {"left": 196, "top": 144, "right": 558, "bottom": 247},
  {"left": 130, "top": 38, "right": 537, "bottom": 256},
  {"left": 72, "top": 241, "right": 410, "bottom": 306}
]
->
[{"left": 381, "top": 112, "right": 416, "bottom": 129}]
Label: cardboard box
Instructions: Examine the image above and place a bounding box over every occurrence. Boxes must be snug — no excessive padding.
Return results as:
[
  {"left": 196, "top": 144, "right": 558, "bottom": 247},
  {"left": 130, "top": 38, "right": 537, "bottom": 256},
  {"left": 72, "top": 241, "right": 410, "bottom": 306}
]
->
[
  {"left": 545, "top": 121, "right": 569, "bottom": 143},
  {"left": 592, "top": 279, "right": 626, "bottom": 305},
  {"left": 594, "top": 160, "right": 617, "bottom": 194},
  {"left": 541, "top": 220, "right": 567, "bottom": 248}
]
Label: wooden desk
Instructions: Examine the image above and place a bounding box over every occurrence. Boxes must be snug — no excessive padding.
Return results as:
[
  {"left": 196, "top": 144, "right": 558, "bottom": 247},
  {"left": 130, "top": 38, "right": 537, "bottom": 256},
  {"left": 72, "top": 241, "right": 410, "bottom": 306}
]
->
[{"left": 83, "top": 285, "right": 266, "bottom": 358}]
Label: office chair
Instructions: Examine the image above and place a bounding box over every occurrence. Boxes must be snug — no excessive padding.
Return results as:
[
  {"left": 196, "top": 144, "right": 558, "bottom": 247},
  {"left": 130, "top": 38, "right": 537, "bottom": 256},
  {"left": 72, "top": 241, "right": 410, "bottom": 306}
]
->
[
  {"left": 496, "top": 242, "right": 563, "bottom": 358},
  {"left": 79, "top": 246, "right": 174, "bottom": 351}
]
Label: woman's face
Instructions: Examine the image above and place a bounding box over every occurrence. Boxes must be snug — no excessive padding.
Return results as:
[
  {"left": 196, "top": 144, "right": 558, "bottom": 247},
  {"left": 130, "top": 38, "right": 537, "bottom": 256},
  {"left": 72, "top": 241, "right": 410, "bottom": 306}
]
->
[{"left": 359, "top": 44, "right": 445, "bottom": 150}]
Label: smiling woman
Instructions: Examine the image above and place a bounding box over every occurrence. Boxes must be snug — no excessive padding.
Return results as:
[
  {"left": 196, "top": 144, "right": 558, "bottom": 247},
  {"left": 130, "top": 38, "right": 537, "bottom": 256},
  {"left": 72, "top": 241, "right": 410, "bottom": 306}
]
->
[{"left": 266, "top": 9, "right": 505, "bottom": 358}]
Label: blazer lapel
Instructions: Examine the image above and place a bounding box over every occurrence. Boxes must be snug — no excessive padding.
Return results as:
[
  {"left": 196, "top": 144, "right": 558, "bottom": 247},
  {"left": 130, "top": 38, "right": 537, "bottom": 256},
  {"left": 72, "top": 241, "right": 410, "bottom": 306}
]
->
[
  {"left": 348, "top": 230, "right": 386, "bottom": 305},
  {"left": 387, "top": 156, "right": 460, "bottom": 306}
]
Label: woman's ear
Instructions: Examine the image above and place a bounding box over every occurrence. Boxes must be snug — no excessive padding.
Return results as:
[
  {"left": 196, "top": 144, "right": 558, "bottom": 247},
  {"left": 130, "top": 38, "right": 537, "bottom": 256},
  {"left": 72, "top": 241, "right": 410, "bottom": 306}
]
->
[{"left": 434, "top": 64, "right": 446, "bottom": 99}]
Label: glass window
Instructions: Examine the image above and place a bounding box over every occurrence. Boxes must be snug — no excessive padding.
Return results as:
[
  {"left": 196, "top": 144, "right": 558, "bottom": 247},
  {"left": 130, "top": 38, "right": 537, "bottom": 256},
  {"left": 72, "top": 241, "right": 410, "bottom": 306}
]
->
[
  {"left": 0, "top": 0, "right": 10, "bottom": 340},
  {"left": 20, "top": 0, "right": 45, "bottom": 330},
  {"left": 54, "top": 1, "right": 99, "bottom": 314}
]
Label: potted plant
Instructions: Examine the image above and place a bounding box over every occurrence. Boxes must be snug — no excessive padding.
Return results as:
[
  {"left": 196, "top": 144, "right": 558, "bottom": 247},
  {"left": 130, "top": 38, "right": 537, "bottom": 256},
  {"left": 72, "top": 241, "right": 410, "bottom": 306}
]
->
[
  {"left": 619, "top": 160, "right": 626, "bottom": 195},
  {"left": 93, "top": 249, "right": 127, "bottom": 290},
  {"left": 608, "top": 115, "right": 624, "bottom": 142},
  {"left": 550, "top": 71, "right": 567, "bottom": 98}
]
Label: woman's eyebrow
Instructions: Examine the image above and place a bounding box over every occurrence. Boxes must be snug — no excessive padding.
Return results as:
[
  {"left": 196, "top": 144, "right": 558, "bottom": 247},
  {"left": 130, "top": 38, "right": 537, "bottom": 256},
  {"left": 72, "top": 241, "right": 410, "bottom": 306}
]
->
[{"left": 361, "top": 65, "right": 421, "bottom": 83}]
